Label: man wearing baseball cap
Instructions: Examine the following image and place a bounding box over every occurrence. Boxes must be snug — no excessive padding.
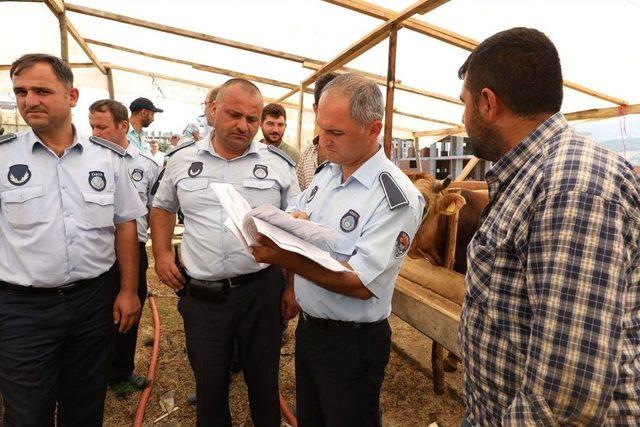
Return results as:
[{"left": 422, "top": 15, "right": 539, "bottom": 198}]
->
[{"left": 128, "top": 97, "right": 163, "bottom": 154}]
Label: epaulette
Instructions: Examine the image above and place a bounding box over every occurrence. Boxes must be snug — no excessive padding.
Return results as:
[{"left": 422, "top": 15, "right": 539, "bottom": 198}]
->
[
  {"left": 166, "top": 140, "right": 195, "bottom": 157},
  {"left": 89, "top": 136, "right": 125, "bottom": 156},
  {"left": 315, "top": 161, "right": 329, "bottom": 175},
  {"left": 267, "top": 144, "right": 296, "bottom": 167},
  {"left": 0, "top": 133, "right": 17, "bottom": 144},
  {"left": 379, "top": 172, "right": 409, "bottom": 210}
]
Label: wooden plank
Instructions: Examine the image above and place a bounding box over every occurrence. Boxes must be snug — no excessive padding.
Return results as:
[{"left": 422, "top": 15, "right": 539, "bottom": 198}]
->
[
  {"left": 85, "top": 38, "right": 314, "bottom": 94},
  {"left": 399, "top": 256, "right": 465, "bottom": 305},
  {"left": 413, "top": 137, "right": 423, "bottom": 172},
  {"left": 415, "top": 103, "right": 640, "bottom": 138},
  {"left": 58, "top": 12, "right": 69, "bottom": 63},
  {"left": 432, "top": 340, "right": 445, "bottom": 395},
  {"left": 302, "top": 61, "right": 402, "bottom": 85},
  {"left": 455, "top": 156, "right": 480, "bottom": 181},
  {"left": 564, "top": 103, "right": 640, "bottom": 121},
  {"left": 324, "top": 0, "right": 628, "bottom": 106},
  {"left": 393, "top": 276, "right": 461, "bottom": 356},
  {"left": 304, "top": 61, "right": 462, "bottom": 106},
  {"left": 384, "top": 26, "right": 398, "bottom": 159},
  {"left": 0, "top": 63, "right": 94, "bottom": 71},
  {"left": 414, "top": 125, "right": 466, "bottom": 138},
  {"left": 394, "top": 109, "right": 461, "bottom": 126},
  {"left": 106, "top": 67, "right": 114, "bottom": 100},
  {"left": 277, "top": 0, "right": 450, "bottom": 103},
  {"left": 297, "top": 84, "right": 304, "bottom": 151},
  {"left": 44, "top": 0, "right": 65, "bottom": 14},
  {"left": 65, "top": 20, "right": 106, "bottom": 74},
  {"left": 66, "top": 3, "right": 309, "bottom": 64}
]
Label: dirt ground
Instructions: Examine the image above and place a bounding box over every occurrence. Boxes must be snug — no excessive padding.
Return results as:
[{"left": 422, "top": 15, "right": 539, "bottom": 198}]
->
[
  {"left": 102, "top": 249, "right": 465, "bottom": 426},
  {"left": 0, "top": 247, "right": 465, "bottom": 426}
]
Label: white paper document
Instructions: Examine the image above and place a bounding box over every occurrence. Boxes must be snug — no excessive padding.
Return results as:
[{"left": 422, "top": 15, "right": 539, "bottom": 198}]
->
[{"left": 211, "top": 183, "right": 348, "bottom": 272}]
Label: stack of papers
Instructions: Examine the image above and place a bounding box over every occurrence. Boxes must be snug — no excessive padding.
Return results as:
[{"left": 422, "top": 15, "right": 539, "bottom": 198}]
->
[{"left": 211, "top": 183, "right": 348, "bottom": 272}]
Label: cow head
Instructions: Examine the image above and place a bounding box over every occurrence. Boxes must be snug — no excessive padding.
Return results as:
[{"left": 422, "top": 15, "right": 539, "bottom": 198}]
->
[{"left": 404, "top": 172, "right": 466, "bottom": 263}]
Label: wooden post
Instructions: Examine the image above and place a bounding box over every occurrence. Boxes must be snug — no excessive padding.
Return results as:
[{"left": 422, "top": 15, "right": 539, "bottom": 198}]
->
[
  {"left": 106, "top": 67, "right": 115, "bottom": 100},
  {"left": 412, "top": 137, "right": 422, "bottom": 172},
  {"left": 383, "top": 25, "right": 397, "bottom": 159},
  {"left": 455, "top": 156, "right": 479, "bottom": 181},
  {"left": 59, "top": 12, "right": 69, "bottom": 63},
  {"left": 430, "top": 188, "right": 461, "bottom": 395},
  {"left": 297, "top": 83, "right": 304, "bottom": 151}
]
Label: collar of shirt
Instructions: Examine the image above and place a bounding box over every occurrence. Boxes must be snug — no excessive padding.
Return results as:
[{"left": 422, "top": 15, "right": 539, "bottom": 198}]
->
[
  {"left": 28, "top": 126, "right": 84, "bottom": 154},
  {"left": 127, "top": 127, "right": 142, "bottom": 141},
  {"left": 196, "top": 137, "right": 261, "bottom": 160},
  {"left": 485, "top": 112, "right": 567, "bottom": 198},
  {"left": 328, "top": 146, "right": 386, "bottom": 189},
  {"left": 124, "top": 141, "right": 140, "bottom": 158}
]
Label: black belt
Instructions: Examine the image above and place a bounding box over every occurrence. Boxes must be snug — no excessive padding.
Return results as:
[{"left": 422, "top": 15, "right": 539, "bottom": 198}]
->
[
  {"left": 300, "top": 311, "right": 386, "bottom": 330},
  {"left": 185, "top": 265, "right": 274, "bottom": 301},
  {"left": 0, "top": 269, "right": 110, "bottom": 296}
]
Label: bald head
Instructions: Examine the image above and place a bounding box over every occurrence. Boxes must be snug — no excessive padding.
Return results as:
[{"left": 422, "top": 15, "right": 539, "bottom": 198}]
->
[{"left": 216, "top": 78, "right": 262, "bottom": 104}]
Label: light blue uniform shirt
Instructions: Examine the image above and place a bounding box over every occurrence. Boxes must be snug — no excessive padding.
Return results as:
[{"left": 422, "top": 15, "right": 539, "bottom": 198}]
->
[
  {"left": 287, "top": 148, "right": 424, "bottom": 322},
  {"left": 124, "top": 143, "right": 161, "bottom": 242},
  {"left": 0, "top": 129, "right": 146, "bottom": 288},
  {"left": 153, "top": 137, "right": 301, "bottom": 281}
]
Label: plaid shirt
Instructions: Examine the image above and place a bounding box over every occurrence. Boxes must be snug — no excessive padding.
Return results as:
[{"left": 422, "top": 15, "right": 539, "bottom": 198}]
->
[{"left": 461, "top": 113, "right": 640, "bottom": 426}]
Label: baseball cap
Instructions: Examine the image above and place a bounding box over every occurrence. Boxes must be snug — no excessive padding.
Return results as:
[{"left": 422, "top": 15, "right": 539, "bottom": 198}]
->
[{"left": 129, "top": 97, "right": 163, "bottom": 113}]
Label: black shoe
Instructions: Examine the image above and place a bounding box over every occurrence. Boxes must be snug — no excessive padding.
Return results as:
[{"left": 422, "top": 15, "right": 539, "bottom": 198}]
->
[{"left": 126, "top": 374, "right": 151, "bottom": 390}]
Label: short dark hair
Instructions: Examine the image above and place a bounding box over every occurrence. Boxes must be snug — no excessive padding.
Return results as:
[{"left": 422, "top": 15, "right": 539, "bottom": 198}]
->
[
  {"left": 261, "top": 103, "right": 286, "bottom": 122},
  {"left": 216, "top": 78, "right": 262, "bottom": 102},
  {"left": 314, "top": 72, "right": 338, "bottom": 105},
  {"left": 10, "top": 53, "right": 74, "bottom": 87},
  {"left": 458, "top": 27, "right": 563, "bottom": 117},
  {"left": 89, "top": 99, "right": 129, "bottom": 125}
]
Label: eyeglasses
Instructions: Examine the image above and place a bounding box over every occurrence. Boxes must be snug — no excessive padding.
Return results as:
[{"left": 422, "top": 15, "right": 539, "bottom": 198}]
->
[{"left": 200, "top": 100, "right": 214, "bottom": 109}]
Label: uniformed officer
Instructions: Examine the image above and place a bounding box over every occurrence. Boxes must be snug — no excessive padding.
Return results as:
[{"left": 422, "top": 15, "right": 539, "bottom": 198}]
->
[
  {"left": 151, "top": 78, "right": 300, "bottom": 426},
  {"left": 252, "top": 73, "right": 425, "bottom": 427},
  {"left": 0, "top": 54, "right": 146, "bottom": 425},
  {"left": 88, "top": 99, "right": 161, "bottom": 395}
]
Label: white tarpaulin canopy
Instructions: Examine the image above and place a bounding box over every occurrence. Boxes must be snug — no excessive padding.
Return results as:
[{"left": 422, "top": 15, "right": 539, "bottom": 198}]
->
[{"left": 1, "top": 0, "right": 639, "bottom": 148}]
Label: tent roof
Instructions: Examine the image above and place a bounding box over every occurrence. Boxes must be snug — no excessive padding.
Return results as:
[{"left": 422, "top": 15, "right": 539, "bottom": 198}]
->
[{"left": 1, "top": 0, "right": 639, "bottom": 142}]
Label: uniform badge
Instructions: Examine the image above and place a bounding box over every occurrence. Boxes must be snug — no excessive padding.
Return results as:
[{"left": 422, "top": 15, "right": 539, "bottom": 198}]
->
[
  {"left": 307, "top": 185, "right": 318, "bottom": 202},
  {"left": 7, "top": 164, "right": 31, "bottom": 186},
  {"left": 394, "top": 231, "right": 410, "bottom": 258},
  {"left": 88, "top": 171, "right": 106, "bottom": 192},
  {"left": 188, "top": 162, "right": 203, "bottom": 178},
  {"left": 253, "top": 164, "right": 268, "bottom": 179},
  {"left": 130, "top": 168, "right": 144, "bottom": 182},
  {"left": 339, "top": 209, "right": 360, "bottom": 233}
]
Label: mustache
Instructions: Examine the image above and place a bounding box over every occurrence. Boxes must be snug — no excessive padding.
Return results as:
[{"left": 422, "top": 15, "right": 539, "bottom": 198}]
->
[{"left": 25, "top": 108, "right": 47, "bottom": 114}]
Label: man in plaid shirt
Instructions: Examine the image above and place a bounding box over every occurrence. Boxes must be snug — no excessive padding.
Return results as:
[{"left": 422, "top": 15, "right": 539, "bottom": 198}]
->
[{"left": 459, "top": 27, "right": 640, "bottom": 425}]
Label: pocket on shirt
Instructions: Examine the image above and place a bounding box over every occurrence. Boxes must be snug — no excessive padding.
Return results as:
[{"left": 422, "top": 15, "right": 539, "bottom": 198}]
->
[
  {"left": 242, "top": 178, "right": 276, "bottom": 190},
  {"left": 0, "top": 185, "right": 46, "bottom": 229},
  {"left": 81, "top": 192, "right": 115, "bottom": 229},
  {"left": 178, "top": 178, "right": 209, "bottom": 192},
  {"left": 241, "top": 179, "right": 280, "bottom": 208}
]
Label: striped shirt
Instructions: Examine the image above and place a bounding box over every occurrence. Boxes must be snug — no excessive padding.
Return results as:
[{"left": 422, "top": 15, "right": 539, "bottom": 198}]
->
[{"left": 461, "top": 113, "right": 640, "bottom": 425}]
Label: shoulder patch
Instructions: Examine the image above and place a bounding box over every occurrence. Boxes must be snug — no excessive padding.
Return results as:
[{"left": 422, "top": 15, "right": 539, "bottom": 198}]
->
[
  {"left": 379, "top": 172, "right": 409, "bottom": 210},
  {"left": 315, "top": 160, "right": 329, "bottom": 175},
  {"left": 0, "top": 133, "right": 17, "bottom": 144},
  {"left": 267, "top": 144, "right": 296, "bottom": 167},
  {"left": 166, "top": 140, "right": 195, "bottom": 157},
  {"left": 89, "top": 136, "right": 125, "bottom": 156}
]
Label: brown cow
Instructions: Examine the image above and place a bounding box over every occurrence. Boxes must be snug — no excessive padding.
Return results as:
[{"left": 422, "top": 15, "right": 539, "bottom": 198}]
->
[
  {"left": 406, "top": 172, "right": 488, "bottom": 274},
  {"left": 405, "top": 172, "right": 489, "bottom": 372}
]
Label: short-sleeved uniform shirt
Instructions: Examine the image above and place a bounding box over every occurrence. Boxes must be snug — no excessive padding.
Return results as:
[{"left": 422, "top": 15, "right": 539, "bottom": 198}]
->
[
  {"left": 123, "top": 143, "right": 161, "bottom": 242},
  {"left": 153, "top": 137, "right": 300, "bottom": 281},
  {"left": 0, "top": 129, "right": 146, "bottom": 288},
  {"left": 287, "top": 148, "right": 425, "bottom": 323}
]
